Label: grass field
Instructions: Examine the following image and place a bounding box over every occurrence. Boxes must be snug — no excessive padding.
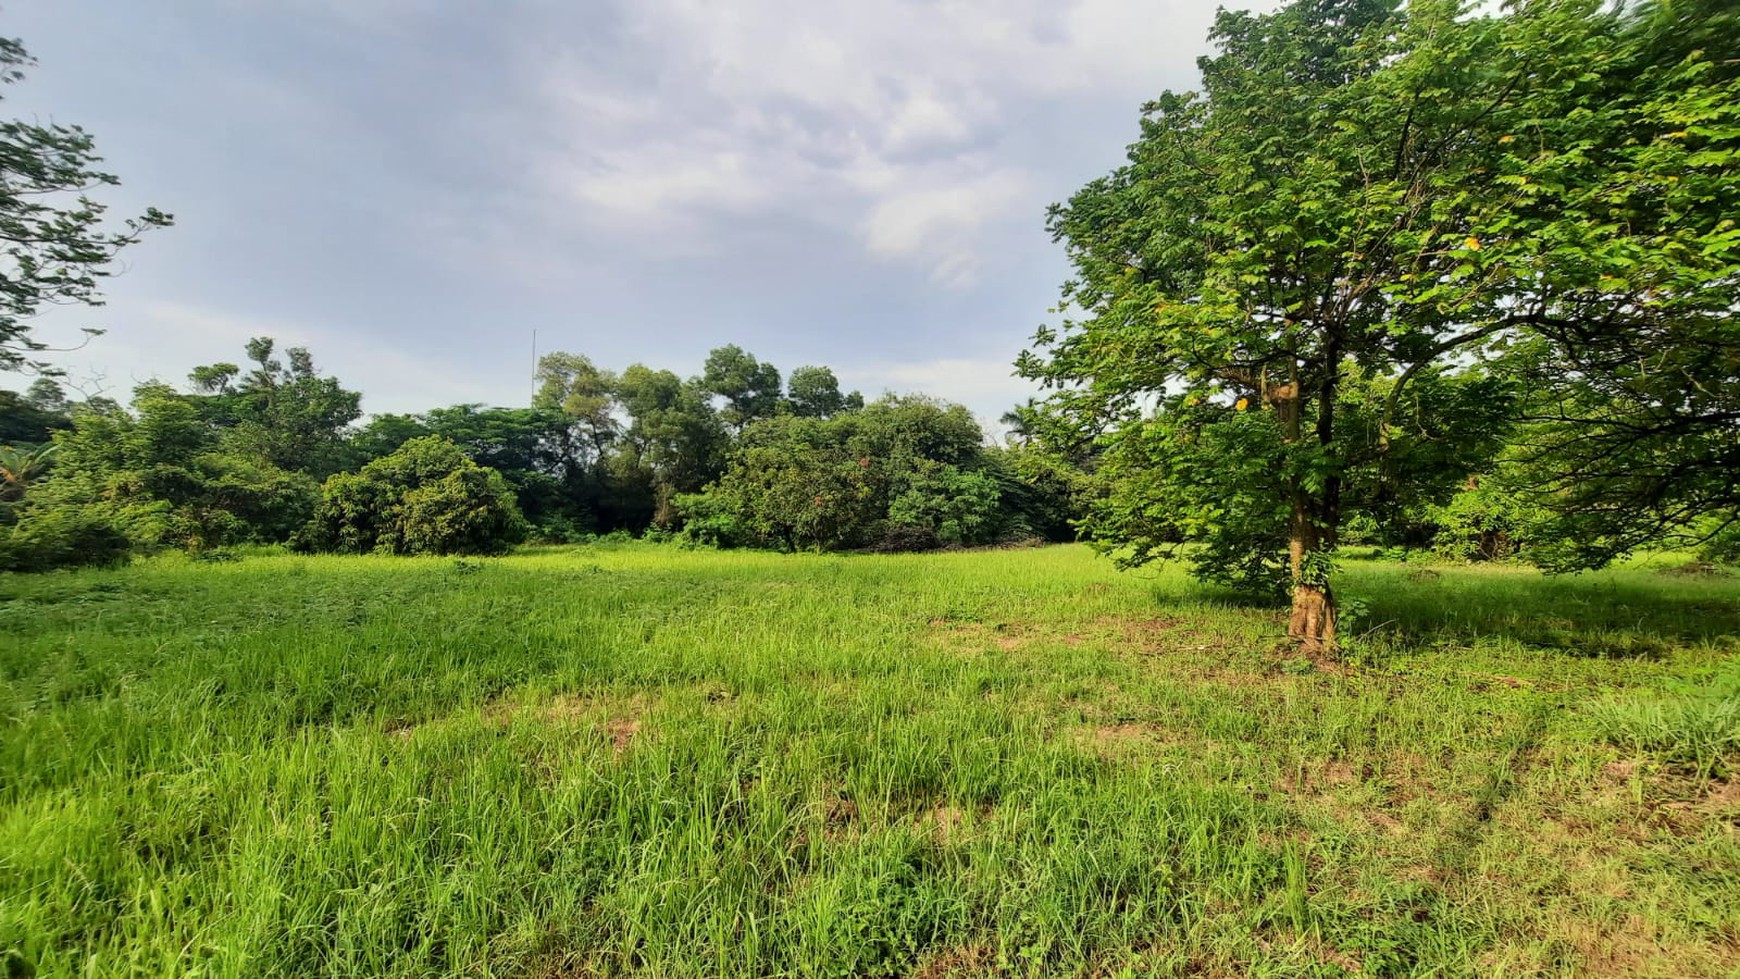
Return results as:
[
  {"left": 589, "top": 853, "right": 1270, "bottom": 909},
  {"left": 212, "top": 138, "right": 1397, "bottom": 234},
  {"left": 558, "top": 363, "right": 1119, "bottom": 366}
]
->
[{"left": 2, "top": 544, "right": 1737, "bottom": 977}]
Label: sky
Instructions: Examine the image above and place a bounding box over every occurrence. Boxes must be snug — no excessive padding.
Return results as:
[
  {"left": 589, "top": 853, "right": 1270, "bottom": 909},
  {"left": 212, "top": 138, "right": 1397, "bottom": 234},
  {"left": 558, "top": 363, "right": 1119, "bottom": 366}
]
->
[{"left": 5, "top": 0, "right": 1259, "bottom": 428}]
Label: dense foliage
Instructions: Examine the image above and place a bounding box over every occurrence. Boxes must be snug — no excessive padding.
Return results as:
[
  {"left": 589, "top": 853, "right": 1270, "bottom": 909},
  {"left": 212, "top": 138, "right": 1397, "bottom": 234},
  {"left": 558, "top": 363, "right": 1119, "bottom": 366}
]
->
[
  {"left": 295, "top": 436, "right": 527, "bottom": 556},
  {"left": 1, "top": 338, "right": 1075, "bottom": 568},
  {"left": 1020, "top": 0, "right": 1740, "bottom": 648},
  {"left": 677, "top": 396, "right": 1067, "bottom": 552}
]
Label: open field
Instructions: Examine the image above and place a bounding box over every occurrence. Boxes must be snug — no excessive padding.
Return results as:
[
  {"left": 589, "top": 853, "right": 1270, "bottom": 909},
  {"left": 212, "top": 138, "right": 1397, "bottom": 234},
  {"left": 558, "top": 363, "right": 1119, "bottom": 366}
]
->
[{"left": 2, "top": 544, "right": 1737, "bottom": 977}]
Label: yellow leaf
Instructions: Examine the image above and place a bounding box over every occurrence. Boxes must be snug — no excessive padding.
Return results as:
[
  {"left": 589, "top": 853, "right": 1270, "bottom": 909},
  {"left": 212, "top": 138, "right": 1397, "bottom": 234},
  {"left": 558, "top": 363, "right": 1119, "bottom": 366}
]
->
[{"left": 1498, "top": 134, "right": 1515, "bottom": 144}]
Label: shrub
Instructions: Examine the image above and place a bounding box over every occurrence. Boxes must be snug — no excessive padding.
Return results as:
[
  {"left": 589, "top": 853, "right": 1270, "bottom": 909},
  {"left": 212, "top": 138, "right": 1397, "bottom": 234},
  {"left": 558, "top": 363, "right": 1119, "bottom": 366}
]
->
[
  {"left": 1430, "top": 479, "right": 1537, "bottom": 561},
  {"left": 297, "top": 437, "right": 527, "bottom": 555},
  {"left": 886, "top": 465, "right": 1001, "bottom": 546},
  {"left": 0, "top": 506, "right": 132, "bottom": 572}
]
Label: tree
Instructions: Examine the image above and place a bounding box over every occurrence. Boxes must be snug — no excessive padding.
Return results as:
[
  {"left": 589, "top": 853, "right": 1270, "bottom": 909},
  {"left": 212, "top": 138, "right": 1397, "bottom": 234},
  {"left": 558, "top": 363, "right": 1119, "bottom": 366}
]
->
[
  {"left": 187, "top": 338, "right": 362, "bottom": 477},
  {"left": 615, "top": 364, "right": 727, "bottom": 525},
  {"left": 786, "top": 365, "right": 861, "bottom": 418},
  {"left": 1020, "top": 0, "right": 1728, "bottom": 651},
  {"left": 25, "top": 382, "right": 318, "bottom": 550},
  {"left": 0, "top": 380, "right": 71, "bottom": 446},
  {"left": 0, "top": 442, "right": 56, "bottom": 504},
  {"left": 701, "top": 345, "right": 782, "bottom": 431},
  {"left": 1489, "top": 0, "right": 1740, "bottom": 570},
  {"left": 0, "top": 36, "right": 171, "bottom": 373},
  {"left": 534, "top": 351, "right": 619, "bottom": 470},
  {"left": 679, "top": 395, "right": 1008, "bottom": 551},
  {"left": 296, "top": 436, "right": 526, "bottom": 556}
]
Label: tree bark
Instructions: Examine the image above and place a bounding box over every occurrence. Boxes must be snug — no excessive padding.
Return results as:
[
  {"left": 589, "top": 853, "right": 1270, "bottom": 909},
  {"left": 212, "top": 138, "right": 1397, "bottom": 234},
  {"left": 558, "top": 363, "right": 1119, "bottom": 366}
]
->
[{"left": 1287, "top": 501, "right": 1338, "bottom": 653}]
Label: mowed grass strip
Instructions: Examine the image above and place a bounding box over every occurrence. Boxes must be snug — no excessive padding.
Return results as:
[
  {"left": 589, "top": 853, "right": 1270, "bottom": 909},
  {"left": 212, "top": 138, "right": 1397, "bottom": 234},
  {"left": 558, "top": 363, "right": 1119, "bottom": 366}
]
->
[{"left": 1, "top": 545, "right": 1736, "bottom": 977}]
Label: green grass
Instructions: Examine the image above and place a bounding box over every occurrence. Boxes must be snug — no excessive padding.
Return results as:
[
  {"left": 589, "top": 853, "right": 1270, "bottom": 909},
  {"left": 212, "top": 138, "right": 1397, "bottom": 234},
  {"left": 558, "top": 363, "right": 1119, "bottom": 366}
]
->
[{"left": 1, "top": 544, "right": 1736, "bottom": 977}]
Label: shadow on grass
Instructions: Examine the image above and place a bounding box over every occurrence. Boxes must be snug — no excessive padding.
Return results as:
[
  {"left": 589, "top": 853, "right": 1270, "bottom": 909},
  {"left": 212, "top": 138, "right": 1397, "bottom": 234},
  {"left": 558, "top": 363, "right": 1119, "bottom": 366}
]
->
[
  {"left": 1146, "top": 560, "right": 1740, "bottom": 658},
  {"left": 1345, "top": 564, "right": 1740, "bottom": 657}
]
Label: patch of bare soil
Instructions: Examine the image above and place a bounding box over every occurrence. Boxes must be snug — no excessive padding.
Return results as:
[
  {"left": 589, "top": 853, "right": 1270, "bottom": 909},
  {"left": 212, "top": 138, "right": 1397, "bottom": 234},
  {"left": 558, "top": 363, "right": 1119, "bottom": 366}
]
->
[
  {"left": 822, "top": 795, "right": 860, "bottom": 841},
  {"left": 1073, "top": 721, "right": 1179, "bottom": 758},
  {"left": 485, "top": 690, "right": 651, "bottom": 756},
  {"left": 1558, "top": 914, "right": 1672, "bottom": 977},
  {"left": 910, "top": 943, "right": 995, "bottom": 978}
]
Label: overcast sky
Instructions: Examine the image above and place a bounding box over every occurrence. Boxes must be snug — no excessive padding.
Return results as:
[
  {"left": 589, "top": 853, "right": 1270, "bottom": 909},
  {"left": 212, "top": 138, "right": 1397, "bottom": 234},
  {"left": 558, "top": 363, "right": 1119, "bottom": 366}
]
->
[{"left": 6, "top": 0, "right": 1258, "bottom": 426}]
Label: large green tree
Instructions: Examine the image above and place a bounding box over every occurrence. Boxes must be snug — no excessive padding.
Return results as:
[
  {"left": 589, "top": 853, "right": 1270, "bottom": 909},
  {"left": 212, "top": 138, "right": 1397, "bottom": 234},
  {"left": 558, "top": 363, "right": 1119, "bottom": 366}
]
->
[
  {"left": 701, "top": 344, "right": 782, "bottom": 431},
  {"left": 1021, "top": 0, "right": 1738, "bottom": 650},
  {"left": 296, "top": 436, "right": 525, "bottom": 556},
  {"left": 0, "top": 36, "right": 170, "bottom": 373},
  {"left": 188, "top": 338, "right": 362, "bottom": 478}
]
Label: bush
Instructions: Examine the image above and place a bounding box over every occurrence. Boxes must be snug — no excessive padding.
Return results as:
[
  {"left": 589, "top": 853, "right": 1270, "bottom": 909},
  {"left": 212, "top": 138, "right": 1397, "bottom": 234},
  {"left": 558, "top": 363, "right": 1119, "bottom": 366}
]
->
[
  {"left": 672, "top": 396, "right": 1062, "bottom": 553},
  {"left": 886, "top": 465, "right": 1002, "bottom": 546},
  {"left": 0, "top": 506, "right": 132, "bottom": 572},
  {"left": 297, "top": 437, "right": 527, "bottom": 555},
  {"left": 1430, "top": 480, "right": 1536, "bottom": 562}
]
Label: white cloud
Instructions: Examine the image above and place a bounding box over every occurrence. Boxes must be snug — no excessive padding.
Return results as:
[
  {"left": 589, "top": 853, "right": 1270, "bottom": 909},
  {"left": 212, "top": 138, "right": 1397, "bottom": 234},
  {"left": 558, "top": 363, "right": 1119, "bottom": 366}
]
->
[{"left": 505, "top": 0, "right": 1245, "bottom": 288}]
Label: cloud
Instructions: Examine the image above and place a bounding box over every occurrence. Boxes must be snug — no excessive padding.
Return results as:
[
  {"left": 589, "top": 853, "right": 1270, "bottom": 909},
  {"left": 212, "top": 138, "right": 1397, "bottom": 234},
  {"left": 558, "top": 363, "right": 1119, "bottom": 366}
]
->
[
  {"left": 8, "top": 0, "right": 1275, "bottom": 419},
  {"left": 493, "top": 0, "right": 1246, "bottom": 288},
  {"left": 861, "top": 168, "right": 1034, "bottom": 287}
]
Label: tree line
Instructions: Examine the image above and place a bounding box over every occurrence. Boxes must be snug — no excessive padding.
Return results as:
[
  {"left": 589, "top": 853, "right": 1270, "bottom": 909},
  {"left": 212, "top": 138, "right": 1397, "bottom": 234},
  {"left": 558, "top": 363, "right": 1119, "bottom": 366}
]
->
[
  {"left": 0, "top": 340, "right": 1083, "bottom": 569},
  {"left": 2, "top": 1, "right": 1737, "bottom": 659}
]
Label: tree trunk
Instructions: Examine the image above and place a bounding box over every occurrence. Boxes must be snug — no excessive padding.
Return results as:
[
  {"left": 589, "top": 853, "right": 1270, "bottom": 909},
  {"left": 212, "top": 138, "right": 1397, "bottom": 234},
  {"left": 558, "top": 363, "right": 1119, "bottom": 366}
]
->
[
  {"left": 1288, "top": 580, "right": 1337, "bottom": 652},
  {"left": 1287, "top": 501, "right": 1339, "bottom": 653}
]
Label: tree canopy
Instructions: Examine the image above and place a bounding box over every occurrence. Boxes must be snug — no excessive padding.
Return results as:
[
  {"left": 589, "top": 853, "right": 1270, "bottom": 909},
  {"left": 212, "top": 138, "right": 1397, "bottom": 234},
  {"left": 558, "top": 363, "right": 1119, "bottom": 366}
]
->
[{"left": 1019, "top": 0, "right": 1740, "bottom": 650}]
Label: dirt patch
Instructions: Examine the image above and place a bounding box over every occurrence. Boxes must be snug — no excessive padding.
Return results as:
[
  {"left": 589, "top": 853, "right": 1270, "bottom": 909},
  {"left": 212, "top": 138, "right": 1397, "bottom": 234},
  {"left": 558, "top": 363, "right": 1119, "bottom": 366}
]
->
[
  {"left": 910, "top": 943, "right": 994, "bottom": 979},
  {"left": 1662, "top": 776, "right": 1740, "bottom": 825},
  {"left": 1076, "top": 722, "right": 1172, "bottom": 757},
  {"left": 602, "top": 716, "right": 640, "bottom": 754},
  {"left": 1701, "top": 778, "right": 1740, "bottom": 812},
  {"left": 1600, "top": 759, "right": 1640, "bottom": 785},
  {"left": 914, "top": 804, "right": 988, "bottom": 844},
  {"left": 1558, "top": 914, "right": 1669, "bottom": 977},
  {"left": 822, "top": 795, "right": 860, "bottom": 841},
  {"left": 383, "top": 715, "right": 421, "bottom": 739},
  {"left": 485, "top": 690, "right": 651, "bottom": 756}
]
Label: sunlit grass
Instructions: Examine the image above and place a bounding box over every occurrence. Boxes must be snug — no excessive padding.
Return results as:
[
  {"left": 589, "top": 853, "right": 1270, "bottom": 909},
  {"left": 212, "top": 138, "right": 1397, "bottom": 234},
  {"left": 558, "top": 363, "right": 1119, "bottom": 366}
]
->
[{"left": 1, "top": 544, "right": 1736, "bottom": 976}]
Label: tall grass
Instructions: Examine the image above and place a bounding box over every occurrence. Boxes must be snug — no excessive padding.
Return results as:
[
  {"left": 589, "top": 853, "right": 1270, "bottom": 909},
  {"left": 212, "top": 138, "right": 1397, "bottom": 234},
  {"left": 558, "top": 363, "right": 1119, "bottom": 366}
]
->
[
  {"left": 1589, "top": 659, "right": 1740, "bottom": 777},
  {"left": 1, "top": 544, "right": 1736, "bottom": 976}
]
